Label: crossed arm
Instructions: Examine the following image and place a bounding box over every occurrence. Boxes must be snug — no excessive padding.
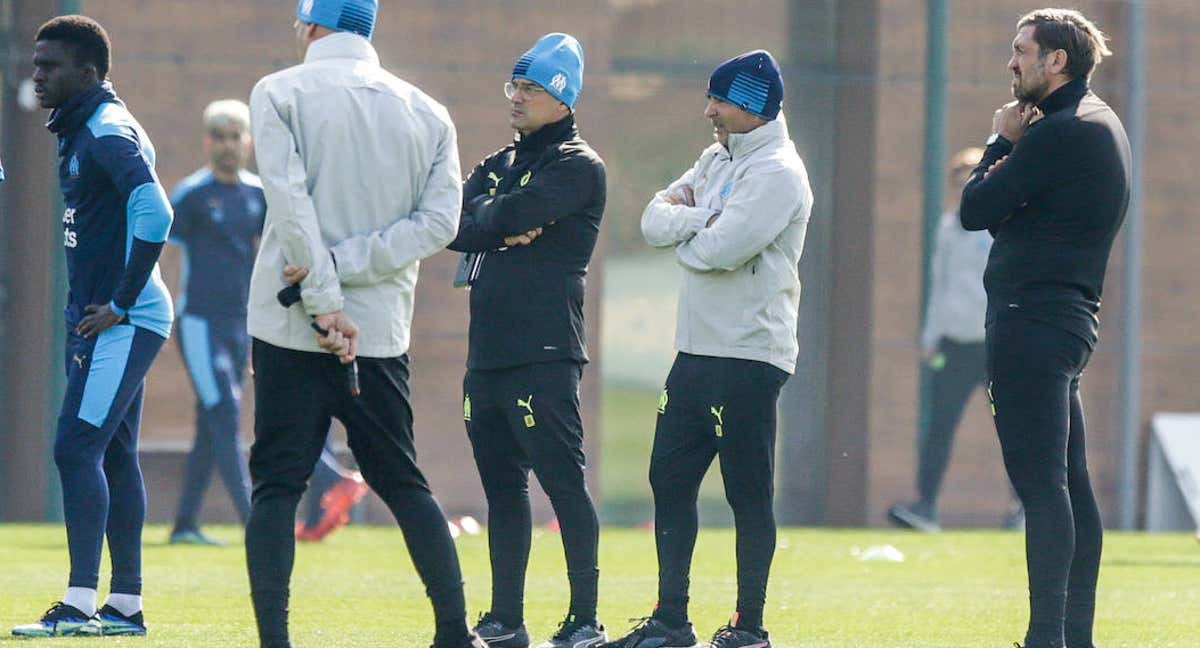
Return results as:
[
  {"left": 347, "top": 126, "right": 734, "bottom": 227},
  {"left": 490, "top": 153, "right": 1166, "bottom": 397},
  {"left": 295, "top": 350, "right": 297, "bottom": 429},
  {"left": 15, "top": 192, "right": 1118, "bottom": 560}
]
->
[{"left": 642, "top": 160, "right": 810, "bottom": 273}]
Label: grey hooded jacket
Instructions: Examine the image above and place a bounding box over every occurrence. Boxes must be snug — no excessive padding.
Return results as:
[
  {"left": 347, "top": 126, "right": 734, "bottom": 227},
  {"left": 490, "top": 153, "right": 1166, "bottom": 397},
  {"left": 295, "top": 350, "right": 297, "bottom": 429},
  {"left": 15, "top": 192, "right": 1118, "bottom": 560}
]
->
[{"left": 642, "top": 116, "right": 813, "bottom": 373}]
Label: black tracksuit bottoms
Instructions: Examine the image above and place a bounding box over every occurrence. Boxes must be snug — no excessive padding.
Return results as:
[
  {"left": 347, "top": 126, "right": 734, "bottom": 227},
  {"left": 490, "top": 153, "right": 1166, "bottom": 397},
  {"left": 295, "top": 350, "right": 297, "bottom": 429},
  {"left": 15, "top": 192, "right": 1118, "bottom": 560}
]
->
[
  {"left": 463, "top": 360, "right": 600, "bottom": 627},
  {"left": 650, "top": 352, "right": 789, "bottom": 631},
  {"left": 245, "top": 340, "right": 469, "bottom": 648},
  {"left": 986, "top": 315, "right": 1101, "bottom": 648},
  {"left": 918, "top": 338, "right": 987, "bottom": 508}
]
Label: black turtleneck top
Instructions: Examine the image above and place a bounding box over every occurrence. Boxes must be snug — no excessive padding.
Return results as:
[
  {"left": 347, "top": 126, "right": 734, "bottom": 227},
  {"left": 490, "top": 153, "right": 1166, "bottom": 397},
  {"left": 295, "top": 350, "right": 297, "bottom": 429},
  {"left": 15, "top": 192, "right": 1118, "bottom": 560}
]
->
[
  {"left": 448, "top": 114, "right": 607, "bottom": 370},
  {"left": 960, "top": 77, "right": 1131, "bottom": 347}
]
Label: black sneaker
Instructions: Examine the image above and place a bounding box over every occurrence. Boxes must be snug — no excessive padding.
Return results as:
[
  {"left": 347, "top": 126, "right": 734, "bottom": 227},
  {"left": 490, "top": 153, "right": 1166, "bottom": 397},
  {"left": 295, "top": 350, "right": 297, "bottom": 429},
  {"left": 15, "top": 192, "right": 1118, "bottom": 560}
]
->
[
  {"left": 433, "top": 631, "right": 491, "bottom": 648},
  {"left": 85, "top": 604, "right": 147, "bottom": 636},
  {"left": 537, "top": 614, "right": 606, "bottom": 648},
  {"left": 706, "top": 624, "right": 770, "bottom": 648},
  {"left": 11, "top": 602, "right": 94, "bottom": 637},
  {"left": 473, "top": 612, "right": 531, "bottom": 648},
  {"left": 886, "top": 502, "right": 942, "bottom": 533},
  {"left": 600, "top": 616, "right": 699, "bottom": 648}
]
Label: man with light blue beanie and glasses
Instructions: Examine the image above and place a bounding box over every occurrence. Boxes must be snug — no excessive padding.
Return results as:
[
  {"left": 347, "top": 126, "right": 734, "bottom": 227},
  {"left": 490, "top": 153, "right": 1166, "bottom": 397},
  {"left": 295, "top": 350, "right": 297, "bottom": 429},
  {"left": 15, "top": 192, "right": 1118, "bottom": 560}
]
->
[
  {"left": 448, "top": 33, "right": 607, "bottom": 648},
  {"left": 245, "top": 1, "right": 483, "bottom": 647}
]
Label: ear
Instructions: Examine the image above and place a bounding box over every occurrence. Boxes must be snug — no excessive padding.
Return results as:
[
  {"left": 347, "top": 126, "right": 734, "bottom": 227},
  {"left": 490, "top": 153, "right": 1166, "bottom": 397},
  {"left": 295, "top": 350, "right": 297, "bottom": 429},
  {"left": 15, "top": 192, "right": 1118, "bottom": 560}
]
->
[
  {"left": 1048, "top": 48, "right": 1069, "bottom": 76},
  {"left": 79, "top": 61, "right": 100, "bottom": 85}
]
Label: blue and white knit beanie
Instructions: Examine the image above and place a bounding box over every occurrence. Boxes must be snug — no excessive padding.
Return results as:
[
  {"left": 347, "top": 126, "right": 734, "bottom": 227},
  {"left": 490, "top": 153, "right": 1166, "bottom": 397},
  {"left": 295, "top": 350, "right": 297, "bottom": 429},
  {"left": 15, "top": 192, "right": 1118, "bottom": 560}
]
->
[
  {"left": 707, "top": 50, "right": 784, "bottom": 121},
  {"left": 296, "top": 0, "right": 377, "bottom": 40},
  {"left": 512, "top": 33, "right": 585, "bottom": 109}
]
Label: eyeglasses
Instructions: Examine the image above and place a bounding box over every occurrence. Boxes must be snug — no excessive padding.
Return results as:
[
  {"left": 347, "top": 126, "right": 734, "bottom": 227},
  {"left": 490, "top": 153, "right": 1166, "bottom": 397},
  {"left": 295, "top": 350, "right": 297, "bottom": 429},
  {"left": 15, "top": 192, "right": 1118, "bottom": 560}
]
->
[{"left": 504, "top": 81, "right": 547, "bottom": 100}]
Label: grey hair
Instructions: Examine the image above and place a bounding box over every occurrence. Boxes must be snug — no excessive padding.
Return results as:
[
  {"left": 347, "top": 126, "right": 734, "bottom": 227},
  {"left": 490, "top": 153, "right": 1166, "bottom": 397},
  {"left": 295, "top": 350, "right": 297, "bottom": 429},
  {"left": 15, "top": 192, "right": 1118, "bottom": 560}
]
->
[{"left": 202, "top": 99, "right": 251, "bottom": 132}]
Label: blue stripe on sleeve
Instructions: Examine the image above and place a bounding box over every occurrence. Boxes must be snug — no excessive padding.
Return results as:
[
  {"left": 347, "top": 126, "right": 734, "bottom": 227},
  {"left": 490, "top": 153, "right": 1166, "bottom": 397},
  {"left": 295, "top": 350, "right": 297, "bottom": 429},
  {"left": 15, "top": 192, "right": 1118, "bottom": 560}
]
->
[
  {"left": 171, "top": 168, "right": 215, "bottom": 206},
  {"left": 78, "top": 326, "right": 136, "bottom": 428},
  {"left": 87, "top": 102, "right": 156, "bottom": 166},
  {"left": 128, "top": 182, "right": 173, "bottom": 244},
  {"left": 180, "top": 315, "right": 221, "bottom": 408},
  {"left": 174, "top": 243, "right": 190, "bottom": 315}
]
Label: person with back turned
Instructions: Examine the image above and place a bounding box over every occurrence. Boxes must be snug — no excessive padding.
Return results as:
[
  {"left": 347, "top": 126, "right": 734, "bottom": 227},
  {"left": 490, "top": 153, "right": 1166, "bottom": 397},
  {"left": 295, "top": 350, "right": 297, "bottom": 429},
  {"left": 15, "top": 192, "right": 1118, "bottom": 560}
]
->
[
  {"left": 243, "top": 1, "right": 482, "bottom": 646},
  {"left": 959, "top": 9, "right": 1129, "bottom": 648}
]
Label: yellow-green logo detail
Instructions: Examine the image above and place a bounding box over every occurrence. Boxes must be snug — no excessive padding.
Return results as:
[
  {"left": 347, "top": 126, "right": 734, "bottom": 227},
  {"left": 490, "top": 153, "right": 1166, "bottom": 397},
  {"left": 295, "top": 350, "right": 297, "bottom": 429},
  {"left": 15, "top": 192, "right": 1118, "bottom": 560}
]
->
[
  {"left": 710, "top": 405, "right": 724, "bottom": 437},
  {"left": 517, "top": 395, "right": 535, "bottom": 428},
  {"left": 487, "top": 172, "right": 502, "bottom": 196},
  {"left": 987, "top": 382, "right": 997, "bottom": 417},
  {"left": 463, "top": 395, "right": 472, "bottom": 421},
  {"left": 520, "top": 170, "right": 533, "bottom": 187},
  {"left": 657, "top": 389, "right": 669, "bottom": 415}
]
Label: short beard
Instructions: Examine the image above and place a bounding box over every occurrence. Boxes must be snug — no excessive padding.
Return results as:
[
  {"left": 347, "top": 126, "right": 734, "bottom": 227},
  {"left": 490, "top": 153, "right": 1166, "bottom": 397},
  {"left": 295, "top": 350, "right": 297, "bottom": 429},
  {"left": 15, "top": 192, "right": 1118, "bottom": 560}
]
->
[
  {"left": 1014, "top": 78, "right": 1048, "bottom": 103},
  {"left": 1013, "top": 57, "right": 1051, "bottom": 103}
]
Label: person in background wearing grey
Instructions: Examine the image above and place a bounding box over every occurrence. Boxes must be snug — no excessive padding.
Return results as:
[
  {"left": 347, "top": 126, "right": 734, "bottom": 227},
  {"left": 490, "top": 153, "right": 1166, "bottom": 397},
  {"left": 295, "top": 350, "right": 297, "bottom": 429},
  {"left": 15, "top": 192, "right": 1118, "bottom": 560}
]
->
[{"left": 888, "top": 147, "right": 1023, "bottom": 533}]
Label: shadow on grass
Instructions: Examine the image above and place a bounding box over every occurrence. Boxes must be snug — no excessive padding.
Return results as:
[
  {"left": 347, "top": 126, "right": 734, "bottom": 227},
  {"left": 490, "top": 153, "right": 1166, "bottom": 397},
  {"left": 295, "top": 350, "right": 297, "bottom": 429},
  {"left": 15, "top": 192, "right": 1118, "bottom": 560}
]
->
[{"left": 1105, "top": 558, "right": 1200, "bottom": 568}]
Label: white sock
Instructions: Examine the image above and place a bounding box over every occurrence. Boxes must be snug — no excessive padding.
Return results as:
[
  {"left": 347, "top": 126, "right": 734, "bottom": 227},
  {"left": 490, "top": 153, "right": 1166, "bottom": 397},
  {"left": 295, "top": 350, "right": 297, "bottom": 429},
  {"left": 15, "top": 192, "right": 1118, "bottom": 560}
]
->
[
  {"left": 104, "top": 593, "right": 142, "bottom": 617},
  {"left": 62, "top": 587, "right": 96, "bottom": 617}
]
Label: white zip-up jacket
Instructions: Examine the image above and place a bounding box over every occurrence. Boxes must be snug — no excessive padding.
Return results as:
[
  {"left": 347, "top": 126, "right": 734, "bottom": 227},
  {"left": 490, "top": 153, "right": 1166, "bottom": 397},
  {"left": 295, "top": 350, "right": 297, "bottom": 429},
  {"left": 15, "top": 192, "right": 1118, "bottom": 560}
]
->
[
  {"left": 246, "top": 33, "right": 461, "bottom": 358},
  {"left": 642, "top": 116, "right": 813, "bottom": 374}
]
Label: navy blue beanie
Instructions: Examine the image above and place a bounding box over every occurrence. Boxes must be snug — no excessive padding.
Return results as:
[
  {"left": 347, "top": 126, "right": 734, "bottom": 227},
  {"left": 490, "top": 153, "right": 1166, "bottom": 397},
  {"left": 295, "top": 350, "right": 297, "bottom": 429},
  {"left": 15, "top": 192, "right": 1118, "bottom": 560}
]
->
[{"left": 707, "top": 50, "right": 784, "bottom": 121}]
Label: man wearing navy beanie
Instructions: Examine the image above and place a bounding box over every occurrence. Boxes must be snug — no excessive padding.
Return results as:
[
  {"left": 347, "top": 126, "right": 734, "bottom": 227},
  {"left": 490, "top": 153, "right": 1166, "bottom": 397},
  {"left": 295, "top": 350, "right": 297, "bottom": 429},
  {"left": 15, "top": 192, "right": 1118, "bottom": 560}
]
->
[
  {"left": 244, "top": 1, "right": 482, "bottom": 647},
  {"left": 606, "top": 50, "right": 813, "bottom": 648},
  {"left": 448, "top": 33, "right": 607, "bottom": 648}
]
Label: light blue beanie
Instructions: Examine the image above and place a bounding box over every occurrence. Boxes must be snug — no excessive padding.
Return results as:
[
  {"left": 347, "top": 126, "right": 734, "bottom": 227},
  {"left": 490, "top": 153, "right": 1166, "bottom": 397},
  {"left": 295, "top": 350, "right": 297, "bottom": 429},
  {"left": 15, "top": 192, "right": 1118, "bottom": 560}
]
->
[
  {"left": 512, "top": 33, "right": 585, "bottom": 109},
  {"left": 296, "top": 0, "right": 377, "bottom": 40}
]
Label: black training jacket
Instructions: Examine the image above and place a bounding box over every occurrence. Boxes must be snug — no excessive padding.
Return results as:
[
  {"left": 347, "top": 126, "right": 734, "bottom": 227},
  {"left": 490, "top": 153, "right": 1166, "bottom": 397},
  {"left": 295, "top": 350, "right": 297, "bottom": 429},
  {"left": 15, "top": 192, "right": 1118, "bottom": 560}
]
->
[
  {"left": 960, "top": 78, "right": 1131, "bottom": 347},
  {"left": 448, "top": 114, "right": 606, "bottom": 370}
]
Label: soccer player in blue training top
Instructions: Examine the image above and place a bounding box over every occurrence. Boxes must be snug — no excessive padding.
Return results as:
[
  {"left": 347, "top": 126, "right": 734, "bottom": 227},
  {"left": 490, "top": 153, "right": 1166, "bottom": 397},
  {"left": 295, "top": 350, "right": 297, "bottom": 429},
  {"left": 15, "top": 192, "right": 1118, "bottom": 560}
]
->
[
  {"left": 12, "top": 15, "right": 174, "bottom": 638},
  {"left": 165, "top": 99, "right": 264, "bottom": 546}
]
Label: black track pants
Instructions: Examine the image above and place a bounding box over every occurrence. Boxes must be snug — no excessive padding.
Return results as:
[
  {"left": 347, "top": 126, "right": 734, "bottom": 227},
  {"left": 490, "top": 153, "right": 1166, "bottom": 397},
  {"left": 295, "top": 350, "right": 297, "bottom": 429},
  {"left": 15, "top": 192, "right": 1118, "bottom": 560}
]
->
[
  {"left": 986, "top": 315, "right": 1101, "bottom": 648},
  {"left": 649, "top": 352, "right": 788, "bottom": 631},
  {"left": 464, "top": 360, "right": 600, "bottom": 626},
  {"left": 246, "top": 340, "right": 469, "bottom": 648},
  {"left": 917, "top": 339, "right": 987, "bottom": 508}
]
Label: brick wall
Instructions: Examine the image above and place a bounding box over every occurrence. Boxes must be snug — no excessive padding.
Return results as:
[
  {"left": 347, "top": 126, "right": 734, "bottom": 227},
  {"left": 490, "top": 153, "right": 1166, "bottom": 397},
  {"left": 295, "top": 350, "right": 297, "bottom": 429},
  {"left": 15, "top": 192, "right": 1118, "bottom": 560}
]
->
[
  {"left": 8, "top": 0, "right": 1195, "bottom": 526},
  {"left": 867, "top": 0, "right": 1200, "bottom": 527},
  {"left": 83, "top": 0, "right": 613, "bottom": 522}
]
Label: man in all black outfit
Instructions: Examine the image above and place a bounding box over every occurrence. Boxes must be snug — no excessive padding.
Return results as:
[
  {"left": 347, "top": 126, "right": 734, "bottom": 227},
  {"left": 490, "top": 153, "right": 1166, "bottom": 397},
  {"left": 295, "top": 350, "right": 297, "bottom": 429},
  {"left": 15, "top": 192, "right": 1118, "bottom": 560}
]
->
[
  {"left": 959, "top": 9, "right": 1129, "bottom": 648},
  {"left": 448, "top": 33, "right": 607, "bottom": 648}
]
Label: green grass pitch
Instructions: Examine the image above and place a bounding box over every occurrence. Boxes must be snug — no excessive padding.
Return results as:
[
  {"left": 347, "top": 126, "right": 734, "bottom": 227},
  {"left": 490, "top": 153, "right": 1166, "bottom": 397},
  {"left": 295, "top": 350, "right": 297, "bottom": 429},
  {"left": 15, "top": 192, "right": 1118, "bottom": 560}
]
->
[{"left": 1, "top": 525, "right": 1197, "bottom": 646}]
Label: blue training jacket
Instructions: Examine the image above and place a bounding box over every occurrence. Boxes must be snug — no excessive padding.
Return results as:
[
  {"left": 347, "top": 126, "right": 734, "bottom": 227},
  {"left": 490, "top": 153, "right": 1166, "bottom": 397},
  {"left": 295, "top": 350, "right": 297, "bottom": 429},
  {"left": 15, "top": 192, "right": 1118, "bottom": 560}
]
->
[
  {"left": 48, "top": 82, "right": 173, "bottom": 338},
  {"left": 169, "top": 168, "right": 265, "bottom": 320}
]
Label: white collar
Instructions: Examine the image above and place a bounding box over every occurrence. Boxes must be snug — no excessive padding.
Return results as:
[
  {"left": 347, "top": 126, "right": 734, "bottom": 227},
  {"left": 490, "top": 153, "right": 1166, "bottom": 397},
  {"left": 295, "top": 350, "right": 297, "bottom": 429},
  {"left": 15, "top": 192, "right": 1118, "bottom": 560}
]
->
[
  {"left": 724, "top": 114, "right": 789, "bottom": 158},
  {"left": 304, "top": 32, "right": 379, "bottom": 65}
]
